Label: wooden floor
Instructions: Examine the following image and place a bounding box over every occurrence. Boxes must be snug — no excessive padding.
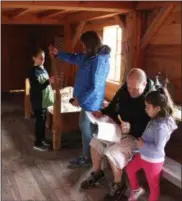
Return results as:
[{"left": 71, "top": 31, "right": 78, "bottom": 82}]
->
[{"left": 2, "top": 93, "right": 182, "bottom": 201}]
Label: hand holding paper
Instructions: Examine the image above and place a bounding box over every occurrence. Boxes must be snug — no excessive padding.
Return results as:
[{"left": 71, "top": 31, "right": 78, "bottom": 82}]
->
[
  {"left": 92, "top": 111, "right": 103, "bottom": 118},
  {"left": 87, "top": 112, "right": 122, "bottom": 143}
]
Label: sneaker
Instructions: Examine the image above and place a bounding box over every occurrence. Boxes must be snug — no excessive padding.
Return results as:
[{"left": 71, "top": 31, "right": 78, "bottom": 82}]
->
[
  {"left": 128, "top": 187, "right": 145, "bottom": 201},
  {"left": 42, "top": 139, "right": 52, "bottom": 147},
  {"left": 68, "top": 156, "right": 92, "bottom": 168},
  {"left": 80, "top": 170, "right": 105, "bottom": 189},
  {"left": 33, "top": 145, "right": 48, "bottom": 152},
  {"left": 104, "top": 183, "right": 126, "bottom": 201}
]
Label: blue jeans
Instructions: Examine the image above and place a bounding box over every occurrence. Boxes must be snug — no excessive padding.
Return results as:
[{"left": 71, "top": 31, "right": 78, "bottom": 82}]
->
[{"left": 79, "top": 110, "right": 93, "bottom": 159}]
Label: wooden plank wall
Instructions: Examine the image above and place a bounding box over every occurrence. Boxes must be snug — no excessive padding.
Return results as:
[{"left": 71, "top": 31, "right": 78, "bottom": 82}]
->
[
  {"left": 1, "top": 25, "right": 64, "bottom": 92},
  {"left": 142, "top": 6, "right": 181, "bottom": 104}
]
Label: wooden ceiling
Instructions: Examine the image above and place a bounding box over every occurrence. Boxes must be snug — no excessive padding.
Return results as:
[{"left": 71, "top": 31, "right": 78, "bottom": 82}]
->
[
  {"left": 1, "top": 1, "right": 134, "bottom": 25},
  {"left": 1, "top": 1, "right": 180, "bottom": 25}
]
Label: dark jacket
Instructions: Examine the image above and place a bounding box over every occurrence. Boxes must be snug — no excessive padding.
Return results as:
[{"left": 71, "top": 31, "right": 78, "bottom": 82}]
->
[
  {"left": 102, "top": 78, "right": 155, "bottom": 138},
  {"left": 56, "top": 45, "right": 111, "bottom": 111},
  {"left": 29, "top": 66, "right": 54, "bottom": 111}
]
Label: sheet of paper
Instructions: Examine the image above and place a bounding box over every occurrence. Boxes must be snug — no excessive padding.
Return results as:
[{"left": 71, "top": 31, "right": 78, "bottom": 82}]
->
[
  {"left": 86, "top": 111, "right": 122, "bottom": 143},
  {"left": 86, "top": 111, "right": 110, "bottom": 123},
  {"left": 97, "top": 122, "right": 122, "bottom": 143}
]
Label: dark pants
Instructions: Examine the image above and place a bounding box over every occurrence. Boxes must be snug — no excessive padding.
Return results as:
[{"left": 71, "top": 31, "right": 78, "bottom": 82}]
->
[{"left": 34, "top": 108, "right": 47, "bottom": 146}]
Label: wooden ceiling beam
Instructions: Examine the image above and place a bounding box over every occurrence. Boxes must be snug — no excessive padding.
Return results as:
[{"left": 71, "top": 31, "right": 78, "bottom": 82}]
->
[
  {"left": 12, "top": 8, "right": 30, "bottom": 18},
  {"left": 41, "top": 9, "right": 72, "bottom": 19},
  {"left": 67, "top": 11, "right": 121, "bottom": 23},
  {"left": 2, "top": 1, "right": 134, "bottom": 12},
  {"left": 83, "top": 18, "right": 117, "bottom": 32},
  {"left": 136, "top": 1, "right": 180, "bottom": 10},
  {"left": 2, "top": 16, "right": 64, "bottom": 25},
  {"left": 140, "top": 4, "right": 175, "bottom": 50}
]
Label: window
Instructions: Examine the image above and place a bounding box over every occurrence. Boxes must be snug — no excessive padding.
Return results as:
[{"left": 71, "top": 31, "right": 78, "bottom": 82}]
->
[{"left": 103, "top": 25, "right": 122, "bottom": 83}]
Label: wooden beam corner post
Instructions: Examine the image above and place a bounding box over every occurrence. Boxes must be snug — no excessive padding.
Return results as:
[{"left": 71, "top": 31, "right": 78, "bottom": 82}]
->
[
  {"left": 72, "top": 22, "right": 85, "bottom": 49},
  {"left": 114, "top": 15, "right": 125, "bottom": 29},
  {"left": 51, "top": 56, "right": 61, "bottom": 151},
  {"left": 125, "top": 10, "right": 143, "bottom": 73},
  {"left": 140, "top": 4, "right": 175, "bottom": 50}
]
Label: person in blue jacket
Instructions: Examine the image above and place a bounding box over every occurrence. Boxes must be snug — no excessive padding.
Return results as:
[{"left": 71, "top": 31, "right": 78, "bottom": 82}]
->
[{"left": 49, "top": 31, "right": 111, "bottom": 168}]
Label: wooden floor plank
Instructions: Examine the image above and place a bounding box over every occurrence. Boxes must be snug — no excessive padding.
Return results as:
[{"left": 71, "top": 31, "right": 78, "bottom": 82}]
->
[{"left": 1, "top": 94, "right": 182, "bottom": 201}]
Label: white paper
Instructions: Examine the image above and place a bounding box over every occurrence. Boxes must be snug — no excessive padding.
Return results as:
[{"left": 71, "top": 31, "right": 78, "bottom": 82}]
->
[{"left": 86, "top": 112, "right": 122, "bottom": 143}]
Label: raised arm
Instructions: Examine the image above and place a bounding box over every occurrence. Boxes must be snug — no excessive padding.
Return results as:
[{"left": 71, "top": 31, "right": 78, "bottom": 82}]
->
[
  {"left": 56, "top": 51, "right": 84, "bottom": 65},
  {"left": 49, "top": 45, "right": 84, "bottom": 65}
]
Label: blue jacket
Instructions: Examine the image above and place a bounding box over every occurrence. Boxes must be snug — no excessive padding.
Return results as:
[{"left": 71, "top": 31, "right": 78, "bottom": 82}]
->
[{"left": 56, "top": 45, "right": 111, "bottom": 111}]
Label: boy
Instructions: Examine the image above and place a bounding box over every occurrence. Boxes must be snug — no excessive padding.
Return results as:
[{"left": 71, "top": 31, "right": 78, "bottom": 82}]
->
[{"left": 29, "top": 48, "right": 56, "bottom": 151}]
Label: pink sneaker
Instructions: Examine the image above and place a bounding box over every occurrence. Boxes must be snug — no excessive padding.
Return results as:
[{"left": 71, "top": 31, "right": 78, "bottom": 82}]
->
[{"left": 128, "top": 187, "right": 145, "bottom": 201}]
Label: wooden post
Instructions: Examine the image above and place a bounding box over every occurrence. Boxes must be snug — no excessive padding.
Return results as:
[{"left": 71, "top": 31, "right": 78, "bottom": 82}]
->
[
  {"left": 72, "top": 22, "right": 85, "bottom": 49},
  {"left": 51, "top": 56, "right": 61, "bottom": 151},
  {"left": 24, "top": 78, "right": 32, "bottom": 119},
  {"left": 124, "top": 10, "right": 144, "bottom": 73},
  {"left": 51, "top": 23, "right": 72, "bottom": 151},
  {"left": 64, "top": 23, "right": 75, "bottom": 84}
]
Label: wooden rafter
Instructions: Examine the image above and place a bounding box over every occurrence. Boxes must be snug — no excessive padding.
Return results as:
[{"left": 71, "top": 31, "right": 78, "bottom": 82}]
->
[
  {"left": 68, "top": 11, "right": 121, "bottom": 23},
  {"left": 2, "top": 1, "right": 134, "bottom": 12},
  {"left": 136, "top": 1, "right": 181, "bottom": 10},
  {"left": 141, "top": 4, "right": 175, "bottom": 50},
  {"left": 83, "top": 18, "right": 117, "bottom": 32},
  {"left": 2, "top": 16, "right": 64, "bottom": 25},
  {"left": 12, "top": 8, "right": 30, "bottom": 18},
  {"left": 72, "top": 22, "right": 86, "bottom": 48},
  {"left": 73, "top": 22, "right": 85, "bottom": 47},
  {"left": 41, "top": 9, "right": 72, "bottom": 19}
]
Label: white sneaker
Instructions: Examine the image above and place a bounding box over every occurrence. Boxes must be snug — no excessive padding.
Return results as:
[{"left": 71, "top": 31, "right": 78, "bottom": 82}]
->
[
  {"left": 128, "top": 187, "right": 145, "bottom": 201},
  {"left": 33, "top": 145, "right": 48, "bottom": 152}
]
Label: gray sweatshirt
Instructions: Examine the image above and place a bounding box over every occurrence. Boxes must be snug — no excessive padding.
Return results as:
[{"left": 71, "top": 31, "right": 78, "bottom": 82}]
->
[{"left": 139, "top": 116, "right": 177, "bottom": 163}]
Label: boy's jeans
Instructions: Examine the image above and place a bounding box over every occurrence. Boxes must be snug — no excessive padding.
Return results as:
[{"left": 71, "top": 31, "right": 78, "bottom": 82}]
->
[{"left": 79, "top": 110, "right": 92, "bottom": 159}]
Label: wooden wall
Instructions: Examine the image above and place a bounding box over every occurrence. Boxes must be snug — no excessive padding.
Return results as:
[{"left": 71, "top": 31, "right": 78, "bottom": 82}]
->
[
  {"left": 75, "top": 9, "right": 182, "bottom": 104},
  {"left": 2, "top": 25, "right": 64, "bottom": 92},
  {"left": 142, "top": 6, "right": 181, "bottom": 104}
]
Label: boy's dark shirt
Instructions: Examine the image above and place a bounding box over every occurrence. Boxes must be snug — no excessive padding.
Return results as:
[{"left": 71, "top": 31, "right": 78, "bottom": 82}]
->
[{"left": 29, "top": 66, "right": 50, "bottom": 111}]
